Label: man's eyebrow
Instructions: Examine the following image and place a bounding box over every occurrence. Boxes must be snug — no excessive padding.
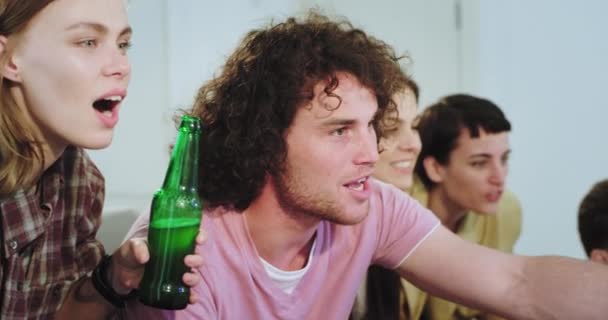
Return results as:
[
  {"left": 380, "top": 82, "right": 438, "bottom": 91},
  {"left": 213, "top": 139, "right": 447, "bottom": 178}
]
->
[{"left": 319, "top": 119, "right": 357, "bottom": 127}]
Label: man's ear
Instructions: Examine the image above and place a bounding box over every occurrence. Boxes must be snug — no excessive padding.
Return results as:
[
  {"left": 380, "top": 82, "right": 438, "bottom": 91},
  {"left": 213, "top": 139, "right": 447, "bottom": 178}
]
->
[
  {"left": 0, "top": 35, "right": 22, "bottom": 83},
  {"left": 590, "top": 249, "right": 608, "bottom": 265},
  {"left": 422, "top": 156, "right": 444, "bottom": 184}
]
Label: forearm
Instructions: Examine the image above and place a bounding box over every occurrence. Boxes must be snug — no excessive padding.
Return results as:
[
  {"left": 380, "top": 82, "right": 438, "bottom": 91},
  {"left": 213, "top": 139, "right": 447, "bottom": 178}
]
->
[
  {"left": 515, "top": 256, "right": 608, "bottom": 319},
  {"left": 54, "top": 275, "right": 121, "bottom": 320},
  {"left": 55, "top": 254, "right": 134, "bottom": 320},
  {"left": 482, "top": 313, "right": 508, "bottom": 320}
]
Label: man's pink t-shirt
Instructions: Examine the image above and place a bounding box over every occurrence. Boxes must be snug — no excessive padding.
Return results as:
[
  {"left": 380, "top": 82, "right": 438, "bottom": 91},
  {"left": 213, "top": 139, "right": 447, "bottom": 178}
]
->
[{"left": 125, "top": 179, "right": 439, "bottom": 319}]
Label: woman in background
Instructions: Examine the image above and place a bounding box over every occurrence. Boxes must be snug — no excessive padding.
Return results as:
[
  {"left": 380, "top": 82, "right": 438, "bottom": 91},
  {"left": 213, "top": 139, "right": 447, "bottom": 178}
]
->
[
  {"left": 352, "top": 78, "right": 421, "bottom": 320},
  {"left": 357, "top": 93, "right": 521, "bottom": 320}
]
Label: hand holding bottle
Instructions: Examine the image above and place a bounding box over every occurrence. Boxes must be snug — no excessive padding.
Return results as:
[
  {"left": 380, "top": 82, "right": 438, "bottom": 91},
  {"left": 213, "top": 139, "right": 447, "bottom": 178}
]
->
[{"left": 108, "top": 231, "right": 206, "bottom": 303}]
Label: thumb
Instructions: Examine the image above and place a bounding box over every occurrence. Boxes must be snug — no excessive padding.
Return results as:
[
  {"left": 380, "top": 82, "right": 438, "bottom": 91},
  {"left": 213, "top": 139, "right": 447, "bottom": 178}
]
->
[
  {"left": 116, "top": 237, "right": 149, "bottom": 270},
  {"left": 111, "top": 238, "right": 149, "bottom": 292}
]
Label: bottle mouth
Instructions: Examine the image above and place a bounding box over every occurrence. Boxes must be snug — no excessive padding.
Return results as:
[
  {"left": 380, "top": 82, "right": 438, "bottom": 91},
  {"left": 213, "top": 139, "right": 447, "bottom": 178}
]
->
[{"left": 179, "top": 115, "right": 202, "bottom": 132}]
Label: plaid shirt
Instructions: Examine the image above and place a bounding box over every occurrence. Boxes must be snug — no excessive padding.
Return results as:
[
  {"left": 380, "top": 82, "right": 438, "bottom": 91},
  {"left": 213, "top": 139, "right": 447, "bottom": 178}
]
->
[{"left": 0, "top": 146, "right": 106, "bottom": 319}]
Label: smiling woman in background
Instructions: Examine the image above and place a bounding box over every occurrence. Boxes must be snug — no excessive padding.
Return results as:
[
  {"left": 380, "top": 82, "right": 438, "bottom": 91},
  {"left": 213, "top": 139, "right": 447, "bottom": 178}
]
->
[
  {"left": 352, "top": 78, "right": 421, "bottom": 320},
  {"left": 372, "top": 80, "right": 421, "bottom": 192}
]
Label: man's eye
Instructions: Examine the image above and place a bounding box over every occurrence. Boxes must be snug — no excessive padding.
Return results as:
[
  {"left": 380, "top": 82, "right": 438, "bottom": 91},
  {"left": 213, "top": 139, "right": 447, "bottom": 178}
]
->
[{"left": 332, "top": 127, "right": 347, "bottom": 136}]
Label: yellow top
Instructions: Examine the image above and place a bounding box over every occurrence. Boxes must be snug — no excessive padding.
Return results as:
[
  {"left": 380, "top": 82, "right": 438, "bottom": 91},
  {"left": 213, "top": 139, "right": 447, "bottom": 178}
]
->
[{"left": 402, "top": 178, "right": 522, "bottom": 320}]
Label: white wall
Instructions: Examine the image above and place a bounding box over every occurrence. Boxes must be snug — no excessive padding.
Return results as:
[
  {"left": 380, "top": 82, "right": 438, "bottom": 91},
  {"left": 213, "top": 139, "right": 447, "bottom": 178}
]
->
[
  {"left": 167, "top": 0, "right": 464, "bottom": 111},
  {"left": 167, "top": 0, "right": 301, "bottom": 115},
  {"left": 297, "top": 0, "right": 464, "bottom": 107},
  {"left": 475, "top": 1, "right": 608, "bottom": 258}
]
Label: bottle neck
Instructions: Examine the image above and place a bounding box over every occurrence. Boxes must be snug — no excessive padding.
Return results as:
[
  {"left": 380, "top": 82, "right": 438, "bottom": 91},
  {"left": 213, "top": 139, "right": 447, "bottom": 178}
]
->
[{"left": 162, "top": 127, "right": 200, "bottom": 193}]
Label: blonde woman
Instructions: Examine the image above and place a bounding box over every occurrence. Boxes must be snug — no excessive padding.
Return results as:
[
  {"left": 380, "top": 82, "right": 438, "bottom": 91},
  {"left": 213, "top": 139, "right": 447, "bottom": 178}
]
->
[{"left": 0, "top": 1, "right": 202, "bottom": 318}]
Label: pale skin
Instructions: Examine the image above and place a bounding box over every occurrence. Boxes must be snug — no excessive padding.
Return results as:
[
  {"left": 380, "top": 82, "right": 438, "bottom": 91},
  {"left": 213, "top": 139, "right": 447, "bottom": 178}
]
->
[
  {"left": 423, "top": 129, "right": 511, "bottom": 231},
  {"left": 0, "top": 0, "right": 203, "bottom": 318},
  {"left": 243, "top": 72, "right": 608, "bottom": 319}
]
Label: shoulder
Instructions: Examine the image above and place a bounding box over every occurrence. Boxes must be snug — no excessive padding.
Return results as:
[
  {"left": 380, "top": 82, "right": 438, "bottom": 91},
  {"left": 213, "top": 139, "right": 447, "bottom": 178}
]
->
[
  {"left": 469, "top": 189, "right": 521, "bottom": 223},
  {"left": 496, "top": 189, "right": 522, "bottom": 239},
  {"left": 367, "top": 179, "right": 439, "bottom": 264},
  {"left": 468, "top": 189, "right": 522, "bottom": 249},
  {"left": 370, "top": 178, "right": 414, "bottom": 207},
  {"left": 408, "top": 176, "right": 429, "bottom": 207},
  {"left": 368, "top": 178, "right": 435, "bottom": 224},
  {"left": 498, "top": 190, "right": 522, "bottom": 218}
]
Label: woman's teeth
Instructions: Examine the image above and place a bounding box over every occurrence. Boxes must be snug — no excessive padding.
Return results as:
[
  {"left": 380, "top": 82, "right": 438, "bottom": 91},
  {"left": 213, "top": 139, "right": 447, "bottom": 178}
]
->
[
  {"left": 105, "top": 95, "right": 123, "bottom": 102},
  {"left": 392, "top": 161, "right": 412, "bottom": 168}
]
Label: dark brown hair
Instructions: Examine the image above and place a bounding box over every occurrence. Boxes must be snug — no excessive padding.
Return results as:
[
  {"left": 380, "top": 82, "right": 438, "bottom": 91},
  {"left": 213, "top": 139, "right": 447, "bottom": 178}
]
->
[
  {"left": 415, "top": 94, "right": 512, "bottom": 190},
  {"left": 578, "top": 179, "right": 608, "bottom": 256}
]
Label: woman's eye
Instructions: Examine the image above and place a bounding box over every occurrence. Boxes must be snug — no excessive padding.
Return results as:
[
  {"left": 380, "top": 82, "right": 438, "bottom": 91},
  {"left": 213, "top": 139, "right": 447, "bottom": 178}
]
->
[
  {"left": 471, "top": 161, "right": 486, "bottom": 168},
  {"left": 119, "top": 40, "right": 132, "bottom": 52},
  {"left": 79, "top": 39, "right": 96, "bottom": 48}
]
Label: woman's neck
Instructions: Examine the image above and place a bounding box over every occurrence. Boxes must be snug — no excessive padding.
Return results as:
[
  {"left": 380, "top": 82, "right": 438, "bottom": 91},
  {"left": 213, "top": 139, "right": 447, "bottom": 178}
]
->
[{"left": 427, "top": 187, "right": 468, "bottom": 232}]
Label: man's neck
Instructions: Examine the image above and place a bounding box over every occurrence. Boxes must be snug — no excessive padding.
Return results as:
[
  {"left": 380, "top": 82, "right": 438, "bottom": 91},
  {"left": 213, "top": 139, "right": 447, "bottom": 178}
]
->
[
  {"left": 244, "top": 182, "right": 319, "bottom": 271},
  {"left": 427, "top": 187, "right": 467, "bottom": 232}
]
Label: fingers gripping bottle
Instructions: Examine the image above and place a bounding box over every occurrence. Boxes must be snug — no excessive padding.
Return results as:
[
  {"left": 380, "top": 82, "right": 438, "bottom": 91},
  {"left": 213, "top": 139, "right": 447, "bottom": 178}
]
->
[{"left": 138, "top": 115, "right": 203, "bottom": 309}]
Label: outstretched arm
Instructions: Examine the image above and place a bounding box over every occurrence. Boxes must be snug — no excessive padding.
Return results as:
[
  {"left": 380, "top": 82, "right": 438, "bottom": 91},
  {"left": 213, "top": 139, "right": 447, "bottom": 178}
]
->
[{"left": 397, "top": 225, "right": 608, "bottom": 320}]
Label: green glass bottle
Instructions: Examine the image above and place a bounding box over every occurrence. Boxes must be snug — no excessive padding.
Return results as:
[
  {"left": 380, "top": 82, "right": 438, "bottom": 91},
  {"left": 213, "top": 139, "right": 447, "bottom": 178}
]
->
[{"left": 138, "top": 115, "right": 203, "bottom": 310}]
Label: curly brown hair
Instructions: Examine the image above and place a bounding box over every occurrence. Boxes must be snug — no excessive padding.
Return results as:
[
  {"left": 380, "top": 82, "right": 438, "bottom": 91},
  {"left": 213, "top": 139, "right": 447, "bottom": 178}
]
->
[{"left": 189, "top": 11, "right": 410, "bottom": 211}]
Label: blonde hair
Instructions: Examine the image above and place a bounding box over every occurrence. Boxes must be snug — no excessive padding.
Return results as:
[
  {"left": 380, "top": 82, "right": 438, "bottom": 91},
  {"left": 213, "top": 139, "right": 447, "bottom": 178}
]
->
[{"left": 0, "top": 0, "right": 54, "bottom": 195}]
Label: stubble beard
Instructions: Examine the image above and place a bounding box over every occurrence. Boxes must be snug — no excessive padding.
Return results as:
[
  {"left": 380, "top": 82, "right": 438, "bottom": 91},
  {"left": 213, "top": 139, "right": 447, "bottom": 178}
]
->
[{"left": 271, "top": 163, "right": 368, "bottom": 225}]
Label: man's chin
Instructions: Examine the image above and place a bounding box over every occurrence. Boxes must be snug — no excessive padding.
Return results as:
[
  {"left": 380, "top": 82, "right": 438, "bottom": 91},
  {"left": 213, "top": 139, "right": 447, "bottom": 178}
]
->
[{"left": 328, "top": 207, "right": 370, "bottom": 225}]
